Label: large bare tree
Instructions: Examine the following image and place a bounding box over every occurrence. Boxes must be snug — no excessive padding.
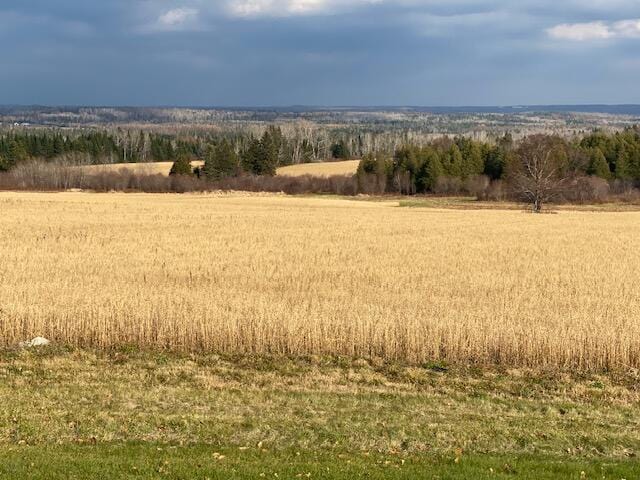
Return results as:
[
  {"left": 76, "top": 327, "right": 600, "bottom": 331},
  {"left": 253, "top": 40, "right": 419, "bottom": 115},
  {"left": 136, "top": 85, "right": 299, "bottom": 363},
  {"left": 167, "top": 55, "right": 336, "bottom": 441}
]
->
[{"left": 509, "top": 135, "right": 571, "bottom": 213}]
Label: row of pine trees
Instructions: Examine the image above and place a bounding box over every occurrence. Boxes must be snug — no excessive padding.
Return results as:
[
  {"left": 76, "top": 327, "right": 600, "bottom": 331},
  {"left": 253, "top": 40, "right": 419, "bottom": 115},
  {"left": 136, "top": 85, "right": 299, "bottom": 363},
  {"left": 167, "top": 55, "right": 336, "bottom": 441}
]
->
[
  {"left": 0, "top": 130, "right": 201, "bottom": 171},
  {"left": 169, "top": 126, "right": 286, "bottom": 178}
]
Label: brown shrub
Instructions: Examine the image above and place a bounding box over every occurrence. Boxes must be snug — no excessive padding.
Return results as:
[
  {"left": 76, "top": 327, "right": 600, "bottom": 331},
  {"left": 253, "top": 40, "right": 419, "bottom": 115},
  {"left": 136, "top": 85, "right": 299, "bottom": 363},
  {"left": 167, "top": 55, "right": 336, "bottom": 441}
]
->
[
  {"left": 434, "top": 176, "right": 463, "bottom": 195},
  {"left": 564, "top": 176, "right": 611, "bottom": 204},
  {"left": 464, "top": 175, "right": 490, "bottom": 200}
]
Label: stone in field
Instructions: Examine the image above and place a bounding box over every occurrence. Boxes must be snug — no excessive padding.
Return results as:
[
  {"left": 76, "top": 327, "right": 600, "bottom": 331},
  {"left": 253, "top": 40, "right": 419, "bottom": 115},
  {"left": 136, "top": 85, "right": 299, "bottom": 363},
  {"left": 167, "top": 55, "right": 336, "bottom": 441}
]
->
[{"left": 19, "top": 337, "right": 51, "bottom": 348}]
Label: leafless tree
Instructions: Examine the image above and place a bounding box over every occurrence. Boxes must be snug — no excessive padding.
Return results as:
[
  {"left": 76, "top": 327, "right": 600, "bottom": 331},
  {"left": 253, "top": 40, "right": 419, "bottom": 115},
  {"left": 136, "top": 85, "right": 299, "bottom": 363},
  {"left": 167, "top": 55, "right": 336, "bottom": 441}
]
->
[{"left": 509, "top": 135, "right": 571, "bottom": 213}]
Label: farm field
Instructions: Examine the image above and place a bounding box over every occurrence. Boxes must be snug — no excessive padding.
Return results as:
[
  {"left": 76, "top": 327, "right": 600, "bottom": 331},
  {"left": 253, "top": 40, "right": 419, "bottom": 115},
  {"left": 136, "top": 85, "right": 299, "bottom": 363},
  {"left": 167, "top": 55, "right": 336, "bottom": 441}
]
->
[
  {"left": 3, "top": 191, "right": 640, "bottom": 478},
  {"left": 2, "top": 191, "right": 640, "bottom": 370},
  {"left": 1, "top": 350, "right": 639, "bottom": 478},
  {"left": 78, "top": 161, "right": 205, "bottom": 176},
  {"left": 276, "top": 160, "right": 360, "bottom": 177},
  {"left": 77, "top": 159, "right": 359, "bottom": 177}
]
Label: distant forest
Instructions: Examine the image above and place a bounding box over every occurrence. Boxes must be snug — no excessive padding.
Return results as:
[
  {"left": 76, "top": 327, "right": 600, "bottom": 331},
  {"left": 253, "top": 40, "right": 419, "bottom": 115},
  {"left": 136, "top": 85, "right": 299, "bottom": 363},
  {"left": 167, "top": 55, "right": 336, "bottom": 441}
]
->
[
  {"left": 2, "top": 125, "right": 640, "bottom": 207},
  {"left": 2, "top": 125, "right": 640, "bottom": 180},
  {"left": 0, "top": 125, "right": 360, "bottom": 171}
]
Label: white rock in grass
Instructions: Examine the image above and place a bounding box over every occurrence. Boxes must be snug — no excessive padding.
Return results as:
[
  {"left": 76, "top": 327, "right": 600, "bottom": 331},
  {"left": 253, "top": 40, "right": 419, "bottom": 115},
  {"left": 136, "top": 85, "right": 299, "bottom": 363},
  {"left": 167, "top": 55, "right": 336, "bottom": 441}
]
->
[
  {"left": 30, "top": 337, "right": 50, "bottom": 347},
  {"left": 19, "top": 337, "right": 51, "bottom": 348}
]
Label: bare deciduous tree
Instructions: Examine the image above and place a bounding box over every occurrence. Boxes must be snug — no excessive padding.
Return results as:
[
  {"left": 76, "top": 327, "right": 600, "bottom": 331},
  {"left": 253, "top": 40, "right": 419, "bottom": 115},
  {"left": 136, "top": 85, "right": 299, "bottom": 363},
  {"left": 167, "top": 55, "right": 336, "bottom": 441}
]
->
[{"left": 509, "top": 135, "right": 570, "bottom": 213}]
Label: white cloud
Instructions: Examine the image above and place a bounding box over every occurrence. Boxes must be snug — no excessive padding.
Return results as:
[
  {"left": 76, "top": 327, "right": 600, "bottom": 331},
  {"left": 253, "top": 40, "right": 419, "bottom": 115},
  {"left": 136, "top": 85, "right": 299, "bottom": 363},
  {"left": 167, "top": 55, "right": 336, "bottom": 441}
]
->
[
  {"left": 227, "top": 0, "right": 382, "bottom": 17},
  {"left": 156, "top": 7, "right": 199, "bottom": 30},
  {"left": 613, "top": 19, "right": 640, "bottom": 38},
  {"left": 547, "top": 18, "right": 640, "bottom": 41}
]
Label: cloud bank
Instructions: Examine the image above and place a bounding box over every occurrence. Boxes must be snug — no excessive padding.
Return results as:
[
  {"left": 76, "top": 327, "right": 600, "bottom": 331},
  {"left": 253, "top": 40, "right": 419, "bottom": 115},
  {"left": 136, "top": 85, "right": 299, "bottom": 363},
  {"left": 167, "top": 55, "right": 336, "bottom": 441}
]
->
[
  {"left": 1, "top": 0, "right": 640, "bottom": 105},
  {"left": 548, "top": 19, "right": 640, "bottom": 41},
  {"left": 227, "top": 0, "right": 383, "bottom": 17}
]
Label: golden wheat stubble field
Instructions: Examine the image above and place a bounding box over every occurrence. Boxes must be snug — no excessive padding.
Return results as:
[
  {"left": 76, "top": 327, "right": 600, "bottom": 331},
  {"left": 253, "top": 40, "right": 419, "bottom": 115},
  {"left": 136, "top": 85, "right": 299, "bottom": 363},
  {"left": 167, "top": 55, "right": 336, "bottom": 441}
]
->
[
  {"left": 1, "top": 191, "right": 639, "bottom": 370},
  {"left": 276, "top": 160, "right": 360, "bottom": 177},
  {"left": 78, "top": 159, "right": 359, "bottom": 177},
  {"left": 78, "top": 161, "right": 205, "bottom": 176}
]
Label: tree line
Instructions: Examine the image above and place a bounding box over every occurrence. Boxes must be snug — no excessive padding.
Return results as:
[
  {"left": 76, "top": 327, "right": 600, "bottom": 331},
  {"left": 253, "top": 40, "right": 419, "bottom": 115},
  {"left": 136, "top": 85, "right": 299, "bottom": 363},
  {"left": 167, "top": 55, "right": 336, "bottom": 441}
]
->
[
  {"left": 352, "top": 128, "right": 640, "bottom": 209},
  {"left": 0, "top": 130, "right": 205, "bottom": 171},
  {"left": 0, "top": 126, "right": 348, "bottom": 172},
  {"left": 3, "top": 126, "right": 640, "bottom": 210},
  {"left": 169, "top": 126, "right": 640, "bottom": 193}
]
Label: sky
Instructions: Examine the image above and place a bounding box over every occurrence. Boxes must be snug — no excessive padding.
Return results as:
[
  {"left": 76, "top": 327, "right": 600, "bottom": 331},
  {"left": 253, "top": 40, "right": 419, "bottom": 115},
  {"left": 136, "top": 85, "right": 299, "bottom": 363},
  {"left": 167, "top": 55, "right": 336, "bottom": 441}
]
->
[{"left": 0, "top": 0, "right": 639, "bottom": 106}]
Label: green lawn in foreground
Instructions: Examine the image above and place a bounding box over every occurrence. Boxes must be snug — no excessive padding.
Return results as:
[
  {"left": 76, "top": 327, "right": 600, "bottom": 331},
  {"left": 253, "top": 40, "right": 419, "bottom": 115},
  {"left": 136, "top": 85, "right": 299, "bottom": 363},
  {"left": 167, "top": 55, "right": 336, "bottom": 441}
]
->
[
  {"left": 1, "top": 444, "right": 638, "bottom": 480},
  {"left": 1, "top": 349, "right": 639, "bottom": 479}
]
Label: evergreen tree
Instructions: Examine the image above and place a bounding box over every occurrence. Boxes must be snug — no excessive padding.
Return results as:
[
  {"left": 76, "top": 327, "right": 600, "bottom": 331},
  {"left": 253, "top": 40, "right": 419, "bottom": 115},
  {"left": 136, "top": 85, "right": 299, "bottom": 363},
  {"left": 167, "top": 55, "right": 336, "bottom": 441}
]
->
[
  {"left": 456, "top": 138, "right": 484, "bottom": 177},
  {"left": 627, "top": 146, "right": 640, "bottom": 181},
  {"left": 266, "top": 126, "right": 285, "bottom": 162},
  {"left": 615, "top": 146, "right": 631, "bottom": 180},
  {"left": 483, "top": 146, "right": 506, "bottom": 180},
  {"left": 166, "top": 140, "right": 175, "bottom": 161},
  {"left": 331, "top": 140, "right": 350, "bottom": 159},
  {"left": 52, "top": 136, "right": 64, "bottom": 157},
  {"left": 415, "top": 149, "right": 443, "bottom": 192},
  {"left": 444, "top": 145, "right": 463, "bottom": 177},
  {"left": 357, "top": 152, "right": 389, "bottom": 193},
  {"left": 392, "top": 147, "right": 418, "bottom": 194},
  {"left": 240, "top": 129, "right": 280, "bottom": 176},
  {"left": 169, "top": 152, "right": 193, "bottom": 176},
  {"left": 7, "top": 140, "right": 27, "bottom": 165},
  {"left": 242, "top": 138, "right": 263, "bottom": 175},
  {"left": 204, "top": 140, "right": 240, "bottom": 180},
  {"left": 258, "top": 129, "right": 279, "bottom": 175},
  {"left": 587, "top": 148, "right": 611, "bottom": 179}
]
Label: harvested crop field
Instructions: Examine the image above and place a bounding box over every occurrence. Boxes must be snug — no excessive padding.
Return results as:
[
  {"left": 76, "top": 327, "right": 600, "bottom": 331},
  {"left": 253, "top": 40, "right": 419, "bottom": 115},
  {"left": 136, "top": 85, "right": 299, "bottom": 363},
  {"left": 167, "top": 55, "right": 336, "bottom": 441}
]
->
[
  {"left": 276, "top": 160, "right": 359, "bottom": 177},
  {"left": 76, "top": 160, "right": 358, "bottom": 178},
  {"left": 1, "top": 192, "right": 639, "bottom": 370},
  {"left": 77, "top": 161, "right": 204, "bottom": 176}
]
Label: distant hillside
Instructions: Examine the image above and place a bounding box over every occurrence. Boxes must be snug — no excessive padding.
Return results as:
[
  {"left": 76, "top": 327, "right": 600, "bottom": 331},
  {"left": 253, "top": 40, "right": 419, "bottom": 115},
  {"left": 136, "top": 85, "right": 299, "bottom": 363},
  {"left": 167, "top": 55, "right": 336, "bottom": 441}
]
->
[
  {"left": 409, "top": 105, "right": 640, "bottom": 115},
  {"left": 1, "top": 104, "right": 639, "bottom": 127}
]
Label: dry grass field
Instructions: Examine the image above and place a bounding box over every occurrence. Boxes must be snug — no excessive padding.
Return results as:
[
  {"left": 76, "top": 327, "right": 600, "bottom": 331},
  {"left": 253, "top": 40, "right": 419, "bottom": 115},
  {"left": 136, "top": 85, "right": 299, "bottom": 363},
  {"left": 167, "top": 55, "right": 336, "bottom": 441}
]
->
[
  {"left": 1, "top": 191, "right": 640, "bottom": 370},
  {"left": 276, "top": 160, "right": 359, "bottom": 177},
  {"left": 78, "top": 161, "right": 205, "bottom": 176},
  {"left": 77, "top": 160, "right": 359, "bottom": 177}
]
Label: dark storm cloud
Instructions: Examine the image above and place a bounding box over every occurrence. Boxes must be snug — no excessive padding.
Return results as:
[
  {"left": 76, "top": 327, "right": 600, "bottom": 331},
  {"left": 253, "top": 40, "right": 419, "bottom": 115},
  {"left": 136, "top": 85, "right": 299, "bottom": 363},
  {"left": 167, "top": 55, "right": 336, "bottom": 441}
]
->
[{"left": 0, "top": 0, "right": 638, "bottom": 105}]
